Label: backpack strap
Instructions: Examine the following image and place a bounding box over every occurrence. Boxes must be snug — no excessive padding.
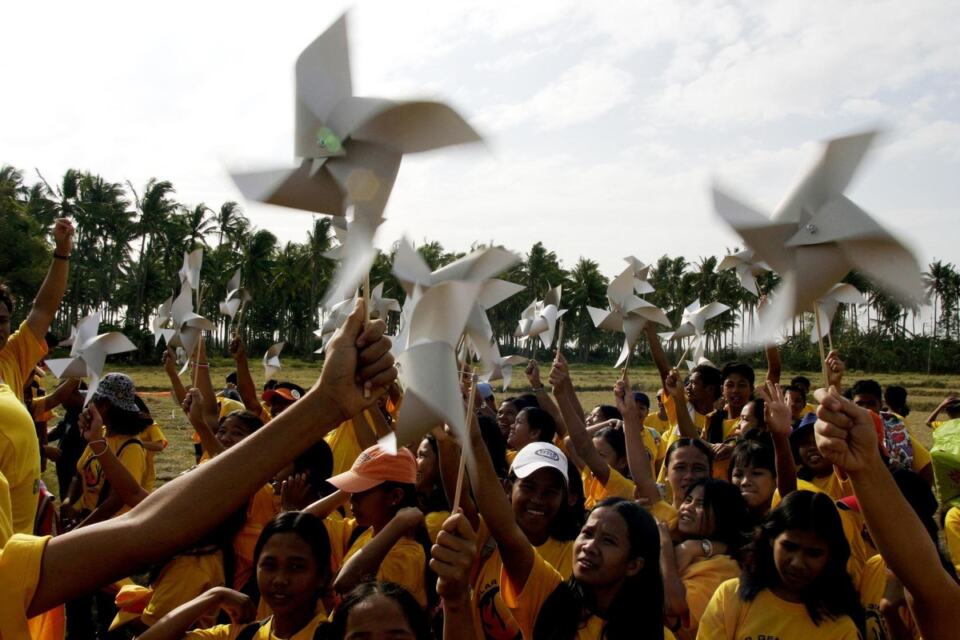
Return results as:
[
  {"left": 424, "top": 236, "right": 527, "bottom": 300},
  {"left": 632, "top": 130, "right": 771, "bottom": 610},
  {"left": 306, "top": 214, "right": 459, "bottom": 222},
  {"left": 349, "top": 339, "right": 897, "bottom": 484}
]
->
[{"left": 97, "top": 438, "right": 145, "bottom": 507}]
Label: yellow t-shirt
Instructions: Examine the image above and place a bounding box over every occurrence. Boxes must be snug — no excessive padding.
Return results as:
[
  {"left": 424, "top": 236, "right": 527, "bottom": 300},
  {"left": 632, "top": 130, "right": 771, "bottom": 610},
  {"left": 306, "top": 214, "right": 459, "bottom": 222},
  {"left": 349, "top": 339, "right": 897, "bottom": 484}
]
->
[
  {"left": 930, "top": 420, "right": 946, "bottom": 430},
  {"left": 697, "top": 578, "right": 859, "bottom": 639},
  {"left": 75, "top": 434, "right": 147, "bottom": 514},
  {"left": 859, "top": 554, "right": 919, "bottom": 640},
  {"left": 807, "top": 470, "right": 851, "bottom": 501},
  {"left": 424, "top": 510, "right": 450, "bottom": 545},
  {"left": 649, "top": 500, "right": 679, "bottom": 530},
  {"left": 581, "top": 465, "right": 636, "bottom": 510},
  {"left": 185, "top": 610, "right": 329, "bottom": 639},
  {"left": 0, "top": 321, "right": 47, "bottom": 403},
  {"left": 471, "top": 517, "right": 573, "bottom": 640},
  {"left": 910, "top": 436, "right": 931, "bottom": 473},
  {"left": 141, "top": 551, "right": 225, "bottom": 626},
  {"left": 0, "top": 533, "right": 51, "bottom": 640},
  {"left": 324, "top": 414, "right": 374, "bottom": 477},
  {"left": 0, "top": 383, "right": 41, "bottom": 534},
  {"left": 944, "top": 506, "right": 960, "bottom": 576},
  {"left": 138, "top": 422, "right": 168, "bottom": 492},
  {"left": 657, "top": 395, "right": 712, "bottom": 485},
  {"left": 681, "top": 555, "right": 740, "bottom": 634},
  {"left": 505, "top": 450, "right": 518, "bottom": 466},
  {"left": 334, "top": 518, "right": 428, "bottom": 607},
  {"left": 644, "top": 412, "right": 671, "bottom": 433},
  {"left": 232, "top": 484, "right": 280, "bottom": 590}
]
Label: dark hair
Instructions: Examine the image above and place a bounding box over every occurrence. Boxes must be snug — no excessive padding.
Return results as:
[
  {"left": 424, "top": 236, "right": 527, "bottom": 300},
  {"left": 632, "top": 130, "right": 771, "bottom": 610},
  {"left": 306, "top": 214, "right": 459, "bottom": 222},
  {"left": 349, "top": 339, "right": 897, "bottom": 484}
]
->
[
  {"left": 253, "top": 511, "right": 332, "bottom": 594},
  {"left": 850, "top": 379, "right": 882, "bottom": 405},
  {"left": 520, "top": 407, "right": 557, "bottom": 444},
  {"left": 692, "top": 364, "right": 723, "bottom": 400},
  {"left": 783, "top": 384, "right": 804, "bottom": 397},
  {"left": 632, "top": 391, "right": 651, "bottom": 409},
  {"left": 681, "top": 479, "right": 751, "bottom": 557},
  {"left": 594, "top": 426, "right": 627, "bottom": 475},
  {"left": 534, "top": 498, "right": 663, "bottom": 640},
  {"left": 478, "top": 415, "right": 508, "bottom": 478},
  {"left": 515, "top": 393, "right": 541, "bottom": 410},
  {"left": 740, "top": 491, "right": 863, "bottom": 630},
  {"left": 221, "top": 410, "right": 264, "bottom": 434},
  {"left": 790, "top": 376, "right": 811, "bottom": 392},
  {"left": 0, "top": 283, "right": 15, "bottom": 314},
  {"left": 377, "top": 480, "right": 438, "bottom": 609},
  {"left": 729, "top": 438, "right": 776, "bottom": 480},
  {"left": 330, "top": 582, "right": 433, "bottom": 640},
  {"left": 417, "top": 435, "right": 450, "bottom": 514},
  {"left": 593, "top": 405, "right": 622, "bottom": 422},
  {"left": 722, "top": 362, "right": 756, "bottom": 387},
  {"left": 293, "top": 439, "right": 335, "bottom": 499},
  {"left": 884, "top": 385, "right": 910, "bottom": 416},
  {"left": 226, "top": 371, "right": 238, "bottom": 385},
  {"left": 664, "top": 438, "right": 714, "bottom": 472},
  {"left": 103, "top": 405, "right": 153, "bottom": 436}
]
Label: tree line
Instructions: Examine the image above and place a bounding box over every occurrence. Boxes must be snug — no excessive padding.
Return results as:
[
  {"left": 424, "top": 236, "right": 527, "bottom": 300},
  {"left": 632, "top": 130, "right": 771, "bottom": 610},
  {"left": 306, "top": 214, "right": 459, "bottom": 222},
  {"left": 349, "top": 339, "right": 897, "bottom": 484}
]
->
[{"left": 2, "top": 165, "right": 958, "bottom": 373}]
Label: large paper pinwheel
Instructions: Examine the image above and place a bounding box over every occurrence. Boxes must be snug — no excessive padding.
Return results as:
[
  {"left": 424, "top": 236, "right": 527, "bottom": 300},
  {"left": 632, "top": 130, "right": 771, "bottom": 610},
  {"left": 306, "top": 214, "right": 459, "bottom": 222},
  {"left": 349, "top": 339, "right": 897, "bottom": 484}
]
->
[
  {"left": 514, "top": 285, "right": 567, "bottom": 350},
  {"left": 219, "top": 269, "right": 252, "bottom": 319},
  {"left": 661, "top": 299, "right": 730, "bottom": 365},
  {"left": 263, "top": 342, "right": 285, "bottom": 378},
  {"left": 392, "top": 238, "right": 523, "bottom": 373},
  {"left": 810, "top": 283, "right": 865, "bottom": 343},
  {"left": 321, "top": 212, "right": 382, "bottom": 309},
  {"left": 587, "top": 266, "right": 671, "bottom": 367},
  {"left": 46, "top": 313, "right": 136, "bottom": 405},
  {"left": 179, "top": 249, "right": 203, "bottom": 292},
  {"left": 230, "top": 13, "right": 481, "bottom": 222},
  {"left": 314, "top": 295, "right": 355, "bottom": 354},
  {"left": 386, "top": 280, "right": 483, "bottom": 454},
  {"left": 713, "top": 130, "right": 923, "bottom": 341},
  {"left": 482, "top": 351, "right": 529, "bottom": 391},
  {"left": 624, "top": 256, "right": 655, "bottom": 295},
  {"left": 151, "top": 296, "right": 176, "bottom": 346},
  {"left": 167, "top": 287, "right": 216, "bottom": 359},
  {"left": 717, "top": 249, "right": 770, "bottom": 297}
]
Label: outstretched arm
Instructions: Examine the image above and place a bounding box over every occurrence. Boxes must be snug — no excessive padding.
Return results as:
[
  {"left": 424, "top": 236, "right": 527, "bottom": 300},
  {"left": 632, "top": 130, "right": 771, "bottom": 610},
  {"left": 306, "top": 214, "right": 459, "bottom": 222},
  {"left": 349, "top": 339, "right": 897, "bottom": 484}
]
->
[
  {"left": 665, "top": 369, "right": 699, "bottom": 440},
  {"left": 431, "top": 512, "right": 478, "bottom": 640},
  {"left": 764, "top": 343, "right": 781, "bottom": 385},
  {"left": 616, "top": 373, "right": 660, "bottom": 505},
  {"left": 138, "top": 587, "right": 256, "bottom": 640},
  {"left": 228, "top": 334, "right": 262, "bottom": 416},
  {"left": 29, "top": 302, "right": 397, "bottom": 615},
  {"left": 161, "top": 347, "right": 188, "bottom": 407},
  {"left": 333, "top": 507, "right": 424, "bottom": 596},
  {"left": 183, "top": 388, "right": 225, "bottom": 458},
  {"left": 760, "top": 382, "right": 796, "bottom": 498},
  {"left": 549, "top": 354, "right": 608, "bottom": 483},
  {"left": 814, "top": 387, "right": 960, "bottom": 640},
  {"left": 926, "top": 395, "right": 957, "bottom": 428},
  {"left": 645, "top": 323, "right": 671, "bottom": 387},
  {"left": 35, "top": 378, "right": 80, "bottom": 413},
  {"left": 526, "top": 360, "right": 567, "bottom": 439},
  {"left": 26, "top": 218, "right": 73, "bottom": 341}
]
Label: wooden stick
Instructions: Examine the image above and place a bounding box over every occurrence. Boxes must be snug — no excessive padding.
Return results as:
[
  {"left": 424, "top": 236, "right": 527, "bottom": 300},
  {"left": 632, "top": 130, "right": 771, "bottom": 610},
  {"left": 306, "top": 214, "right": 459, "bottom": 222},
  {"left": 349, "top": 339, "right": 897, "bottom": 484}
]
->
[
  {"left": 452, "top": 369, "right": 478, "bottom": 511},
  {"left": 674, "top": 338, "right": 692, "bottom": 370},
  {"left": 191, "top": 285, "right": 207, "bottom": 386},
  {"left": 555, "top": 319, "right": 564, "bottom": 358},
  {"left": 826, "top": 328, "right": 834, "bottom": 354},
  {"left": 813, "top": 303, "right": 829, "bottom": 387},
  {"left": 363, "top": 274, "right": 372, "bottom": 398}
]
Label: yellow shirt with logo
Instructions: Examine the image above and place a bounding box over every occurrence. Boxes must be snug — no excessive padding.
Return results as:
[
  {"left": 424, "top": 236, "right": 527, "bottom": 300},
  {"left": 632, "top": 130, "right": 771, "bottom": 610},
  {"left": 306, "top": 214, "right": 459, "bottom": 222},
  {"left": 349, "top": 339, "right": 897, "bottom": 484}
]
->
[
  {"left": 232, "top": 484, "right": 280, "bottom": 590},
  {"left": 697, "top": 577, "right": 859, "bottom": 639},
  {"left": 0, "top": 383, "right": 41, "bottom": 534},
  {"left": 0, "top": 321, "right": 47, "bottom": 403},
  {"left": 859, "top": 554, "right": 920, "bottom": 640},
  {"left": 581, "top": 466, "right": 635, "bottom": 510},
  {"left": 75, "top": 434, "right": 148, "bottom": 514},
  {"left": 185, "top": 610, "right": 329, "bottom": 639},
  {"left": 681, "top": 554, "right": 740, "bottom": 634}
]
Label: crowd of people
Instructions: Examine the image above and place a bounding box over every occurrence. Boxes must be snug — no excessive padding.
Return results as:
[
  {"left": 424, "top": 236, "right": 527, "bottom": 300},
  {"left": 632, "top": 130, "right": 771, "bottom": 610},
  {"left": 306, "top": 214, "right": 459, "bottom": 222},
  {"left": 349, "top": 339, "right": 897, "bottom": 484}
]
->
[{"left": 1, "top": 220, "right": 960, "bottom": 640}]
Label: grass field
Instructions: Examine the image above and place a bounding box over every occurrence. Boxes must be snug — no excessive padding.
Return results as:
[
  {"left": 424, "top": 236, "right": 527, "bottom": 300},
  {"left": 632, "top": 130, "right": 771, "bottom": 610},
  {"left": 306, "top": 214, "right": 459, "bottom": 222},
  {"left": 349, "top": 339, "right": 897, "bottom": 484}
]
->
[{"left": 41, "top": 360, "right": 960, "bottom": 496}]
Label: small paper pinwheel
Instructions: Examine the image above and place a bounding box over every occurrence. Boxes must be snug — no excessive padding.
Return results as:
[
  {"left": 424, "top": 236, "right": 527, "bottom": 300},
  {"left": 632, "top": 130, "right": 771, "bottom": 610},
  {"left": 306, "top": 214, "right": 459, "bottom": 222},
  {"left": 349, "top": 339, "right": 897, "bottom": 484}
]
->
[
  {"left": 810, "top": 283, "right": 865, "bottom": 344},
  {"left": 587, "top": 266, "right": 671, "bottom": 367},
  {"left": 167, "top": 287, "right": 216, "bottom": 363},
  {"left": 263, "top": 342, "right": 285, "bottom": 378},
  {"left": 369, "top": 283, "right": 401, "bottom": 321},
  {"left": 514, "top": 285, "right": 567, "bottom": 350},
  {"left": 713, "top": 130, "right": 923, "bottom": 341},
  {"left": 179, "top": 249, "right": 203, "bottom": 292},
  {"left": 314, "top": 296, "right": 355, "bottom": 354},
  {"left": 46, "top": 312, "right": 137, "bottom": 405},
  {"left": 624, "top": 256, "right": 655, "bottom": 295},
  {"left": 150, "top": 296, "right": 175, "bottom": 346},
  {"left": 482, "top": 351, "right": 529, "bottom": 391},
  {"left": 717, "top": 249, "right": 770, "bottom": 297},
  {"left": 219, "top": 269, "right": 252, "bottom": 320},
  {"left": 661, "top": 299, "right": 730, "bottom": 365}
]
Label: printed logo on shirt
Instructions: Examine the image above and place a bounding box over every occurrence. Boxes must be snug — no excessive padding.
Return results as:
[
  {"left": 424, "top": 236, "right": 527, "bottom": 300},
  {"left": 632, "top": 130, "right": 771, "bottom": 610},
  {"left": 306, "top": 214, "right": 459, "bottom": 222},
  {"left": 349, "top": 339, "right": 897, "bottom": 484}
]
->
[{"left": 476, "top": 579, "right": 522, "bottom": 640}]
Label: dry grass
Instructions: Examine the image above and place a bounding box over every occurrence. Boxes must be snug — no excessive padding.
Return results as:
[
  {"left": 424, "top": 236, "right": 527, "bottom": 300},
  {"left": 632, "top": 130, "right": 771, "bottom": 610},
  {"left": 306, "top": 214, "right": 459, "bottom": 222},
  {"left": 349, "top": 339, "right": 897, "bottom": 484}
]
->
[{"left": 41, "top": 360, "right": 960, "bottom": 494}]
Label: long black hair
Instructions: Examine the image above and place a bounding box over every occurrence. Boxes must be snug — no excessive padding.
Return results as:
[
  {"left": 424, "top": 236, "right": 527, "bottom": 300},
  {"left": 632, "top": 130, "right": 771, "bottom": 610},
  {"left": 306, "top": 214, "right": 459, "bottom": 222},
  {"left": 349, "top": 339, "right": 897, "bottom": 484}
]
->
[
  {"left": 533, "top": 498, "right": 664, "bottom": 640},
  {"left": 329, "top": 581, "right": 433, "bottom": 640},
  {"left": 664, "top": 437, "right": 714, "bottom": 472},
  {"left": 521, "top": 407, "right": 557, "bottom": 443},
  {"left": 253, "top": 512, "right": 333, "bottom": 601},
  {"left": 680, "top": 478, "right": 751, "bottom": 558},
  {"left": 739, "top": 491, "right": 863, "bottom": 630}
]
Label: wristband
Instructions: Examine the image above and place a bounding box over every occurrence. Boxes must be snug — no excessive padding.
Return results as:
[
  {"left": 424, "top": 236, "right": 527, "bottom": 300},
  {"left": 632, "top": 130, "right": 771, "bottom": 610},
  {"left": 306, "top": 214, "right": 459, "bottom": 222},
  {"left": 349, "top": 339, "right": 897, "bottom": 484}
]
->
[
  {"left": 701, "top": 539, "right": 713, "bottom": 558},
  {"left": 530, "top": 386, "right": 544, "bottom": 392},
  {"left": 53, "top": 252, "right": 70, "bottom": 261},
  {"left": 89, "top": 439, "right": 108, "bottom": 457}
]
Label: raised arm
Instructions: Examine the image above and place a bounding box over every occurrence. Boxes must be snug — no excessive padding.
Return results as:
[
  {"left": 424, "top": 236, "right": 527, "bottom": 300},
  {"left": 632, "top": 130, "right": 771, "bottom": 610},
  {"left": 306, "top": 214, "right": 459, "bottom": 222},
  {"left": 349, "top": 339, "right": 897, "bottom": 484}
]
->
[
  {"left": 764, "top": 343, "right": 781, "bottom": 384},
  {"left": 301, "top": 489, "right": 350, "bottom": 519},
  {"left": 25, "top": 218, "right": 73, "bottom": 341},
  {"left": 333, "top": 507, "right": 424, "bottom": 596},
  {"left": 645, "top": 323, "right": 671, "bottom": 387},
  {"left": 814, "top": 387, "right": 960, "bottom": 640},
  {"left": 182, "top": 387, "right": 225, "bottom": 458},
  {"left": 36, "top": 377, "right": 80, "bottom": 413},
  {"left": 759, "top": 382, "right": 796, "bottom": 498},
  {"left": 431, "top": 512, "right": 479, "bottom": 640},
  {"left": 549, "top": 355, "right": 608, "bottom": 483},
  {"left": 665, "top": 369, "right": 699, "bottom": 440},
  {"left": 615, "top": 373, "right": 660, "bottom": 505},
  {"left": 194, "top": 339, "right": 219, "bottom": 418},
  {"left": 925, "top": 394, "right": 957, "bottom": 428},
  {"left": 434, "top": 426, "right": 479, "bottom": 529},
  {"left": 76, "top": 406, "right": 149, "bottom": 509},
  {"left": 29, "top": 302, "right": 397, "bottom": 615},
  {"left": 228, "top": 334, "right": 262, "bottom": 416},
  {"left": 526, "top": 360, "right": 567, "bottom": 439},
  {"left": 138, "top": 587, "right": 256, "bottom": 640},
  {"left": 161, "top": 347, "right": 188, "bottom": 407}
]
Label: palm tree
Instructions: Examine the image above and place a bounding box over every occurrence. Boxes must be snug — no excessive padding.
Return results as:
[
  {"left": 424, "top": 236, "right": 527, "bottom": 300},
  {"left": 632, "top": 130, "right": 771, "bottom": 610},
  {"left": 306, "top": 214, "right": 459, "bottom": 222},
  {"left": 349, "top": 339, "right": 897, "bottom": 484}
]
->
[
  {"left": 182, "top": 204, "right": 216, "bottom": 248},
  {"left": 565, "top": 258, "right": 608, "bottom": 359},
  {"left": 129, "top": 179, "right": 178, "bottom": 326},
  {"left": 215, "top": 201, "right": 248, "bottom": 249},
  {"left": 523, "top": 241, "right": 565, "bottom": 300},
  {"left": 924, "top": 260, "right": 952, "bottom": 339}
]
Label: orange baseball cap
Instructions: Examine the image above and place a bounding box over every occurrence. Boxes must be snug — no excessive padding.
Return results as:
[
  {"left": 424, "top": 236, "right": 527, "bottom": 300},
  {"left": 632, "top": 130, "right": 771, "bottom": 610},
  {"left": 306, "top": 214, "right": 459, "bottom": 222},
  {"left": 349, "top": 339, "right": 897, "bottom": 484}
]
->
[{"left": 328, "top": 444, "right": 417, "bottom": 493}]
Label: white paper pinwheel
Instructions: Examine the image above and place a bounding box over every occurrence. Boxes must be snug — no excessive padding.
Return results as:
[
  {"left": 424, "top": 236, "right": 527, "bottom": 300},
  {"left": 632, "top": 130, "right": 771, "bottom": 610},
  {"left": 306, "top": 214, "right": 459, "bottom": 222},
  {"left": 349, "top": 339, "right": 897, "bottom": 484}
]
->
[
  {"left": 230, "top": 13, "right": 482, "bottom": 223},
  {"left": 263, "top": 342, "right": 285, "bottom": 378},
  {"left": 392, "top": 237, "right": 523, "bottom": 372},
  {"left": 624, "top": 256, "right": 655, "bottom": 295},
  {"left": 482, "top": 352, "right": 529, "bottom": 391},
  {"left": 46, "top": 312, "right": 136, "bottom": 405},
  {"left": 219, "top": 269, "right": 252, "bottom": 319},
  {"left": 385, "top": 280, "right": 482, "bottom": 455},
  {"left": 167, "top": 287, "right": 216, "bottom": 362},
  {"left": 320, "top": 211, "right": 383, "bottom": 310},
  {"left": 369, "top": 283, "right": 400, "bottom": 321},
  {"left": 713, "top": 130, "right": 923, "bottom": 342},
  {"left": 315, "top": 295, "right": 356, "bottom": 353},
  {"left": 717, "top": 249, "right": 770, "bottom": 297},
  {"left": 661, "top": 299, "right": 730, "bottom": 365},
  {"left": 810, "top": 283, "right": 865, "bottom": 343},
  {"left": 151, "top": 296, "right": 176, "bottom": 346},
  {"left": 179, "top": 249, "right": 203, "bottom": 292},
  {"left": 514, "top": 285, "right": 567, "bottom": 349},
  {"left": 587, "top": 266, "right": 671, "bottom": 367}
]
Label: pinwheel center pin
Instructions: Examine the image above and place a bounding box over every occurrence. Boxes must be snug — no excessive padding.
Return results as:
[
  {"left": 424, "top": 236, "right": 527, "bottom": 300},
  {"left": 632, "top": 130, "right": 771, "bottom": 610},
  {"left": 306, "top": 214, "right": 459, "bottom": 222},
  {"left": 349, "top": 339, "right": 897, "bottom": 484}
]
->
[
  {"left": 315, "top": 126, "right": 343, "bottom": 153},
  {"left": 805, "top": 223, "right": 818, "bottom": 234}
]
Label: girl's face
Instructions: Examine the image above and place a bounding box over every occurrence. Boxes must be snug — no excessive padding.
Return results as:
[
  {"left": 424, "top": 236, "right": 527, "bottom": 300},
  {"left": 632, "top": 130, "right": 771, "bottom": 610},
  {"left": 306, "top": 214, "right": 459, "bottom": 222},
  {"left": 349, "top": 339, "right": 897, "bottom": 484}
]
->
[
  {"left": 511, "top": 468, "right": 564, "bottom": 544},
  {"left": 343, "top": 594, "right": 416, "bottom": 640},
  {"left": 216, "top": 416, "right": 254, "bottom": 449},
  {"left": 508, "top": 410, "right": 536, "bottom": 450},
  {"left": 256, "top": 532, "right": 324, "bottom": 618},
  {"left": 677, "top": 484, "right": 714, "bottom": 538},
  {"left": 796, "top": 430, "right": 833, "bottom": 477},
  {"left": 350, "top": 485, "right": 398, "bottom": 530},
  {"left": 772, "top": 529, "right": 830, "bottom": 595},
  {"left": 573, "top": 507, "right": 642, "bottom": 587},
  {"left": 497, "top": 402, "right": 518, "bottom": 439},
  {"left": 731, "top": 463, "right": 776, "bottom": 511},
  {"left": 586, "top": 406, "right": 605, "bottom": 426},
  {"left": 667, "top": 446, "right": 710, "bottom": 503},
  {"left": 593, "top": 436, "right": 626, "bottom": 475},
  {"left": 415, "top": 439, "right": 438, "bottom": 493},
  {"left": 736, "top": 402, "right": 759, "bottom": 436}
]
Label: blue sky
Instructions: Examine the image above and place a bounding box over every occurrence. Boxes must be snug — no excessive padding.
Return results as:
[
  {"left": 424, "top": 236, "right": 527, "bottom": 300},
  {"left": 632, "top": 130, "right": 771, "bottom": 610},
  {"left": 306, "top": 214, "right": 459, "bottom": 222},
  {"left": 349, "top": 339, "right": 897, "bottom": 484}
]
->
[{"left": 2, "top": 0, "right": 958, "bottom": 282}]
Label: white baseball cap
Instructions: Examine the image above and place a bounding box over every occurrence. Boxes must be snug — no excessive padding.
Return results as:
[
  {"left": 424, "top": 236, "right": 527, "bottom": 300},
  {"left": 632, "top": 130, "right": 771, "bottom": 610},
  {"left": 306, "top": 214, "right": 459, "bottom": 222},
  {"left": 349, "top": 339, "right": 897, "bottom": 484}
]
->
[{"left": 511, "top": 442, "right": 568, "bottom": 485}]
